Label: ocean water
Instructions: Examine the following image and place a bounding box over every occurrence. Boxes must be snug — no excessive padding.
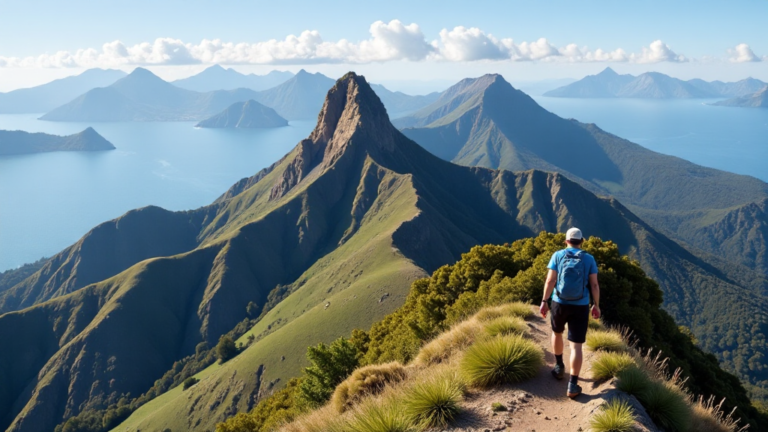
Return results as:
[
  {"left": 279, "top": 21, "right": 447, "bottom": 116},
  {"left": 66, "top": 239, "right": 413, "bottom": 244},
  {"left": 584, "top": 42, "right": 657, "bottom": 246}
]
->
[
  {"left": 533, "top": 97, "right": 768, "bottom": 182},
  {"left": 0, "top": 115, "right": 314, "bottom": 271},
  {"left": 1, "top": 99, "right": 767, "bottom": 272}
]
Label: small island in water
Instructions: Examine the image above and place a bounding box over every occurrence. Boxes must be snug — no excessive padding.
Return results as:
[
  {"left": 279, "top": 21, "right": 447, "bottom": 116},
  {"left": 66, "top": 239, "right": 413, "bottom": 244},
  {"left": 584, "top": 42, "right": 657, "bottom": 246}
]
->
[
  {"left": 196, "top": 99, "right": 288, "bottom": 128},
  {"left": 0, "top": 127, "right": 115, "bottom": 156}
]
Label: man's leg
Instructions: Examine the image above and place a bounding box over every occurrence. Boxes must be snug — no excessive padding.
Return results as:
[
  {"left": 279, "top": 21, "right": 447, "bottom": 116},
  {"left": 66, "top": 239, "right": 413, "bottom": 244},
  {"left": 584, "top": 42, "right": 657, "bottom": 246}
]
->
[
  {"left": 551, "top": 331, "right": 564, "bottom": 357},
  {"left": 570, "top": 342, "right": 583, "bottom": 377}
]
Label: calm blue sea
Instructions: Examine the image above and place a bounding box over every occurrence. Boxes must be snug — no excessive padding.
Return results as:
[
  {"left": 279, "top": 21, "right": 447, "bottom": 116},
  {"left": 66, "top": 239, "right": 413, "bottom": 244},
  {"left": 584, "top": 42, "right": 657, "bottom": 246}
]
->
[
  {"left": 534, "top": 97, "right": 768, "bottom": 183},
  {"left": 1, "top": 99, "right": 767, "bottom": 272},
  {"left": 0, "top": 116, "right": 314, "bottom": 271}
]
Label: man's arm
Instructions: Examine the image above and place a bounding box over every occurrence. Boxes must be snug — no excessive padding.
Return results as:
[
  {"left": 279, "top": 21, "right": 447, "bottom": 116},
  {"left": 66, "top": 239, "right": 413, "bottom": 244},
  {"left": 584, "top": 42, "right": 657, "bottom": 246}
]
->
[
  {"left": 540, "top": 269, "right": 557, "bottom": 317},
  {"left": 589, "top": 273, "right": 601, "bottom": 319}
]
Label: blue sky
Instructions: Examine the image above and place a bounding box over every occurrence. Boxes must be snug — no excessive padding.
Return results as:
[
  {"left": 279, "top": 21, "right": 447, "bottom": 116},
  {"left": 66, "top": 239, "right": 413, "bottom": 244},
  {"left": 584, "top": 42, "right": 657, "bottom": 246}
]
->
[{"left": 0, "top": 0, "right": 766, "bottom": 91}]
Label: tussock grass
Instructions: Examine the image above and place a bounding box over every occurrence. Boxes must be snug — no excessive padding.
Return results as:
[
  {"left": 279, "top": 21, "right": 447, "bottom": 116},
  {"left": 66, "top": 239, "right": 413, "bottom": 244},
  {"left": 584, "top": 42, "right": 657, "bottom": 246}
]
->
[
  {"left": 278, "top": 406, "right": 346, "bottom": 432},
  {"left": 588, "top": 316, "right": 605, "bottom": 330},
  {"left": 403, "top": 372, "right": 463, "bottom": 428},
  {"left": 331, "top": 362, "right": 409, "bottom": 413},
  {"left": 615, "top": 366, "right": 651, "bottom": 396},
  {"left": 586, "top": 330, "right": 628, "bottom": 353},
  {"left": 637, "top": 381, "right": 691, "bottom": 432},
  {"left": 348, "top": 398, "right": 416, "bottom": 432},
  {"left": 474, "top": 303, "right": 533, "bottom": 322},
  {"left": 591, "top": 352, "right": 639, "bottom": 381},
  {"left": 460, "top": 335, "right": 543, "bottom": 387},
  {"left": 689, "top": 396, "right": 748, "bottom": 432},
  {"left": 413, "top": 319, "right": 483, "bottom": 367},
  {"left": 589, "top": 398, "right": 636, "bottom": 432},
  {"left": 484, "top": 316, "right": 528, "bottom": 337}
]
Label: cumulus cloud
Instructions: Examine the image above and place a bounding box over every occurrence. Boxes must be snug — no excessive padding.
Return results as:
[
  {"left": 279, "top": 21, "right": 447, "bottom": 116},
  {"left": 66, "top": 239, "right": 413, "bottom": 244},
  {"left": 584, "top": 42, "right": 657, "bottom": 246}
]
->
[
  {"left": 629, "top": 40, "right": 687, "bottom": 63},
  {"left": 728, "top": 43, "right": 761, "bottom": 63},
  {"left": 0, "top": 22, "right": 703, "bottom": 68}
]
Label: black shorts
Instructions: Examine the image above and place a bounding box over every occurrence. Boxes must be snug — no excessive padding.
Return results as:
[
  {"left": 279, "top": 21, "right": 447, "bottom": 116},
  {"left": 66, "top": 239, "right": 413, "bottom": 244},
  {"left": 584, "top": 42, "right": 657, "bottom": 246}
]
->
[{"left": 550, "top": 301, "right": 590, "bottom": 344}]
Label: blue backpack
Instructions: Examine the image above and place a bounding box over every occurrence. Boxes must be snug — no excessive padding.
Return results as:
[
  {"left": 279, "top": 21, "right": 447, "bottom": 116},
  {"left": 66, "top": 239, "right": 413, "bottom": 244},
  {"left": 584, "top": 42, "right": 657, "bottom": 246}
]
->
[{"left": 556, "top": 250, "right": 587, "bottom": 301}]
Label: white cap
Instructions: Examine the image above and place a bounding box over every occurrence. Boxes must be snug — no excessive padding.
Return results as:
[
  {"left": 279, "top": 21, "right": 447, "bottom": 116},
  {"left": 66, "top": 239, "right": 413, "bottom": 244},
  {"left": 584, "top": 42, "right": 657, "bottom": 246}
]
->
[{"left": 566, "top": 227, "right": 583, "bottom": 241}]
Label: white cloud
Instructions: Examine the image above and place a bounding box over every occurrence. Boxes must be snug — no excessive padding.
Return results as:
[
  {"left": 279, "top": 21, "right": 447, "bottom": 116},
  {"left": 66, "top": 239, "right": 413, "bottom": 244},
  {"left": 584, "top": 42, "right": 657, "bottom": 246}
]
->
[
  {"left": 728, "top": 43, "right": 760, "bottom": 63},
  {"left": 629, "top": 40, "right": 687, "bottom": 63},
  {"left": 0, "top": 22, "right": 709, "bottom": 68}
]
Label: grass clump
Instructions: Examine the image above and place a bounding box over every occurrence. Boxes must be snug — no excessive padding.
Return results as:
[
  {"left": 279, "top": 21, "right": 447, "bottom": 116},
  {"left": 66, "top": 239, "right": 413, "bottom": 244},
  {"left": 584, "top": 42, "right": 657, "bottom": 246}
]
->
[
  {"left": 484, "top": 316, "right": 527, "bottom": 337},
  {"left": 689, "top": 396, "right": 747, "bottom": 432},
  {"left": 348, "top": 399, "right": 416, "bottom": 432},
  {"left": 279, "top": 406, "right": 346, "bottom": 432},
  {"left": 474, "top": 303, "right": 533, "bottom": 322},
  {"left": 589, "top": 398, "right": 636, "bottom": 432},
  {"left": 586, "top": 330, "right": 628, "bottom": 353},
  {"left": 591, "top": 352, "right": 639, "bottom": 381},
  {"left": 588, "top": 316, "right": 605, "bottom": 330},
  {"left": 637, "top": 381, "right": 691, "bottom": 432},
  {"left": 460, "top": 335, "right": 543, "bottom": 387},
  {"left": 331, "top": 362, "right": 408, "bottom": 413},
  {"left": 615, "top": 366, "right": 652, "bottom": 395},
  {"left": 491, "top": 402, "right": 507, "bottom": 412},
  {"left": 413, "top": 319, "right": 483, "bottom": 367},
  {"left": 403, "top": 373, "right": 463, "bottom": 428}
]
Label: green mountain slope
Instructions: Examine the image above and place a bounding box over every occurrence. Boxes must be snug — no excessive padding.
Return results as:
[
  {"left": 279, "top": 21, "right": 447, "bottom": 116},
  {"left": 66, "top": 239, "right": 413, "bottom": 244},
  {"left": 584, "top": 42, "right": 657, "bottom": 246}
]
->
[
  {"left": 399, "top": 74, "right": 768, "bottom": 278},
  {"left": 105, "top": 76, "right": 766, "bottom": 431},
  {"left": 195, "top": 100, "right": 288, "bottom": 128},
  {"left": 3, "top": 73, "right": 766, "bottom": 432},
  {"left": 0, "top": 127, "right": 114, "bottom": 155}
]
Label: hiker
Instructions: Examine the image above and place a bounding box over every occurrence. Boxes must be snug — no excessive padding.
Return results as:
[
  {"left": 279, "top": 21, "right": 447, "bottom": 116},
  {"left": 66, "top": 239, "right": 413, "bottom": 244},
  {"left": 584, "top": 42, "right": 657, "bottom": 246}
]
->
[{"left": 539, "top": 227, "right": 600, "bottom": 398}]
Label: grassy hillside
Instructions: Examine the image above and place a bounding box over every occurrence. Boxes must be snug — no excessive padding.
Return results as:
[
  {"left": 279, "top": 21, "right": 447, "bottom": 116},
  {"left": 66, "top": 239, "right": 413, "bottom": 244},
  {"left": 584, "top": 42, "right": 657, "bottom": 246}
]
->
[{"left": 3, "top": 72, "right": 766, "bottom": 432}]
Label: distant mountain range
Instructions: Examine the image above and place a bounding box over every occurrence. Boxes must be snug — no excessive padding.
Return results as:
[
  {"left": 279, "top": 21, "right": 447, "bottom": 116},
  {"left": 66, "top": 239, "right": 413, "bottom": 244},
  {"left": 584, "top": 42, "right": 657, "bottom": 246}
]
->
[
  {"left": 196, "top": 100, "right": 288, "bottom": 128},
  {"left": 173, "top": 65, "right": 294, "bottom": 92},
  {"left": 0, "top": 73, "right": 764, "bottom": 432},
  {"left": 40, "top": 68, "right": 263, "bottom": 122},
  {"left": 714, "top": 86, "right": 768, "bottom": 108},
  {"left": 0, "top": 69, "right": 126, "bottom": 113},
  {"left": 369, "top": 83, "right": 441, "bottom": 117},
  {"left": 545, "top": 67, "right": 767, "bottom": 99},
  {"left": 0, "top": 127, "right": 114, "bottom": 155},
  {"left": 248, "top": 69, "right": 336, "bottom": 120}
]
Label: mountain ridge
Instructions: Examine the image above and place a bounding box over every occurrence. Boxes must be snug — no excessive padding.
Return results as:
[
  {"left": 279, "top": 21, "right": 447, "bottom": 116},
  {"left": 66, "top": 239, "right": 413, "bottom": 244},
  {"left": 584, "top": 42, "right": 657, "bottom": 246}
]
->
[
  {"left": 545, "top": 67, "right": 767, "bottom": 98},
  {"left": 173, "top": 65, "right": 294, "bottom": 92},
  {"left": 195, "top": 99, "right": 288, "bottom": 128}
]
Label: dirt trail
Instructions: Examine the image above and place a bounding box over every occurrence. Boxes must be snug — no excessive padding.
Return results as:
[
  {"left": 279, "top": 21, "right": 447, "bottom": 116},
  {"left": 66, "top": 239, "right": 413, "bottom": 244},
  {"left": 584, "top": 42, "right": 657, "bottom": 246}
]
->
[{"left": 442, "top": 307, "right": 657, "bottom": 432}]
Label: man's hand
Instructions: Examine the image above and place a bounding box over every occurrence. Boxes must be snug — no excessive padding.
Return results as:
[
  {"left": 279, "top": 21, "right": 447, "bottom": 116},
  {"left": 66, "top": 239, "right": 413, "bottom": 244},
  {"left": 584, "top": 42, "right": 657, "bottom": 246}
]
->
[
  {"left": 591, "top": 304, "right": 601, "bottom": 319},
  {"left": 540, "top": 301, "right": 549, "bottom": 318}
]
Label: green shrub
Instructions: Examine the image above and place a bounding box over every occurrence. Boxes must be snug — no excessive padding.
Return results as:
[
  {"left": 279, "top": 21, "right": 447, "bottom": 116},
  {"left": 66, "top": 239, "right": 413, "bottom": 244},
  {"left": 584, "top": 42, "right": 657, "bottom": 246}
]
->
[
  {"left": 299, "top": 337, "right": 360, "bottom": 407},
  {"left": 216, "top": 335, "right": 239, "bottom": 364},
  {"left": 484, "top": 316, "right": 527, "bottom": 338},
  {"left": 638, "top": 381, "right": 691, "bottom": 432},
  {"left": 460, "top": 335, "right": 543, "bottom": 387},
  {"left": 589, "top": 398, "right": 636, "bottom": 432},
  {"left": 348, "top": 400, "right": 416, "bottom": 432},
  {"left": 591, "top": 352, "right": 639, "bottom": 381},
  {"left": 586, "top": 330, "right": 628, "bottom": 353},
  {"left": 616, "top": 366, "right": 652, "bottom": 396},
  {"left": 331, "top": 362, "right": 408, "bottom": 413},
  {"left": 589, "top": 316, "right": 605, "bottom": 330},
  {"left": 403, "top": 374, "right": 463, "bottom": 428},
  {"left": 182, "top": 377, "right": 199, "bottom": 390}
]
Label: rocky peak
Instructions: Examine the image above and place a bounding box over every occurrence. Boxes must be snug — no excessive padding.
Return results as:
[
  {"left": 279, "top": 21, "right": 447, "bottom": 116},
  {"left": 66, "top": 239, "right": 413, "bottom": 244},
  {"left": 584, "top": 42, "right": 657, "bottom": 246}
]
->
[{"left": 269, "top": 72, "right": 398, "bottom": 200}]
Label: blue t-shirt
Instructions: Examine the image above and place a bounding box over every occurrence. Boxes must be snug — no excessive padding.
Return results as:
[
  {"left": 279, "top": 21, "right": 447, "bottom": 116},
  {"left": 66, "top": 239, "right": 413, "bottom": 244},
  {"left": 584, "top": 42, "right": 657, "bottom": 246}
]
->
[{"left": 547, "top": 247, "right": 598, "bottom": 306}]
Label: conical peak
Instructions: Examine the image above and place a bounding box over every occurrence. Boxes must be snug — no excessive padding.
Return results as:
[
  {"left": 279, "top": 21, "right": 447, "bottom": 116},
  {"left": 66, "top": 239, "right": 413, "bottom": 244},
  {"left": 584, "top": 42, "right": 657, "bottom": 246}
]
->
[
  {"left": 309, "top": 72, "right": 392, "bottom": 146},
  {"left": 598, "top": 67, "right": 617, "bottom": 76}
]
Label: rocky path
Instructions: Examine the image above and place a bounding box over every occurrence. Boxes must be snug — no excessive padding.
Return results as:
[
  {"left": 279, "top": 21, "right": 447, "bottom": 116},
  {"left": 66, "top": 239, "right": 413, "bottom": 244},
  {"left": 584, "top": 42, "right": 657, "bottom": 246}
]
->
[{"left": 441, "top": 307, "right": 657, "bottom": 432}]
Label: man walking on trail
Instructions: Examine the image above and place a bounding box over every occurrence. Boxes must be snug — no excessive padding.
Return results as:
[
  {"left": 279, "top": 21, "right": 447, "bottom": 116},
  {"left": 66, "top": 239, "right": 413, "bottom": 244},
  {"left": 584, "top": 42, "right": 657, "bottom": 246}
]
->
[{"left": 540, "top": 227, "right": 600, "bottom": 398}]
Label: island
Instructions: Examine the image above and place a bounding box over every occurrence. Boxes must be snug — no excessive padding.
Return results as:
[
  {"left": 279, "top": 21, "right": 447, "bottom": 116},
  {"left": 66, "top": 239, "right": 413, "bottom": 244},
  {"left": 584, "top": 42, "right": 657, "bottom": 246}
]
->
[
  {"left": 195, "top": 99, "right": 288, "bottom": 128},
  {"left": 0, "top": 127, "right": 115, "bottom": 156}
]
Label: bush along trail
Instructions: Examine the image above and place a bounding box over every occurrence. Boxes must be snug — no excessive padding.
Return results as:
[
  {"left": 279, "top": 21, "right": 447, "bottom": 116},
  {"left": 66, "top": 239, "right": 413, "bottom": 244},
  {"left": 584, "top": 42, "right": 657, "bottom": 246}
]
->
[{"left": 214, "top": 236, "right": 764, "bottom": 431}]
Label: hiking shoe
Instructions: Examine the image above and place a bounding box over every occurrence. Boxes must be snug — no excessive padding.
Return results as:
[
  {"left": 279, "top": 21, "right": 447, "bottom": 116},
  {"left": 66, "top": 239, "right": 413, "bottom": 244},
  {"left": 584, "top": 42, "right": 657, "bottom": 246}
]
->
[
  {"left": 551, "top": 363, "right": 565, "bottom": 380},
  {"left": 567, "top": 382, "right": 582, "bottom": 398}
]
